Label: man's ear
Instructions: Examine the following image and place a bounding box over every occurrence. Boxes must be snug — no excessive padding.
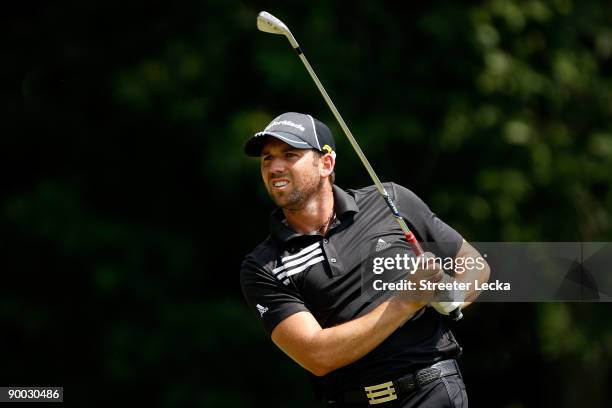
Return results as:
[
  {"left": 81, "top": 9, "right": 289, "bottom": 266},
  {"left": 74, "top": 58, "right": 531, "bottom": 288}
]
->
[{"left": 320, "top": 153, "right": 335, "bottom": 178}]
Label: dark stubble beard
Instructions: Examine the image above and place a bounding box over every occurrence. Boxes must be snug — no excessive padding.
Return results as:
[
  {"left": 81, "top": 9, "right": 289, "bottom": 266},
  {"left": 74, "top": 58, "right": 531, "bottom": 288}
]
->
[{"left": 276, "top": 176, "right": 326, "bottom": 211}]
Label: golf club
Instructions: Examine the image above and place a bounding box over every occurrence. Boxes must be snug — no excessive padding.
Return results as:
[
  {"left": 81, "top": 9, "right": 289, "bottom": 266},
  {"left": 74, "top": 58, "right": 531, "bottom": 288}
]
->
[{"left": 257, "top": 11, "right": 463, "bottom": 321}]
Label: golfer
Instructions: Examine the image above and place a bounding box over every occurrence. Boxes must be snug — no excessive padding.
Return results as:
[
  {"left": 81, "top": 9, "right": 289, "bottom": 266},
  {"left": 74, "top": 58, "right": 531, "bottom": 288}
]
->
[{"left": 241, "top": 112, "right": 489, "bottom": 407}]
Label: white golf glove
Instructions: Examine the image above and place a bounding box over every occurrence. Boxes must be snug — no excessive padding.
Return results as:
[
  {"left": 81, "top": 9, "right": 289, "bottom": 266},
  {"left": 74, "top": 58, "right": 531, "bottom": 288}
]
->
[
  {"left": 431, "top": 301, "right": 463, "bottom": 316},
  {"left": 431, "top": 273, "right": 465, "bottom": 317}
]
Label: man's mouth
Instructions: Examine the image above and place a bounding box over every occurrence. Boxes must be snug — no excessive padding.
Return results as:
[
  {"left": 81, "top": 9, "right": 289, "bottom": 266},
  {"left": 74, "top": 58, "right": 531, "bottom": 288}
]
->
[{"left": 270, "top": 179, "right": 290, "bottom": 189}]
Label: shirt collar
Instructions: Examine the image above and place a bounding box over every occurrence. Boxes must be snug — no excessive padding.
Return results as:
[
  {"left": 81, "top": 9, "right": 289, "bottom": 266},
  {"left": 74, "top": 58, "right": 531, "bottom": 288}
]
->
[
  {"left": 333, "top": 184, "right": 359, "bottom": 216},
  {"left": 270, "top": 185, "right": 359, "bottom": 244}
]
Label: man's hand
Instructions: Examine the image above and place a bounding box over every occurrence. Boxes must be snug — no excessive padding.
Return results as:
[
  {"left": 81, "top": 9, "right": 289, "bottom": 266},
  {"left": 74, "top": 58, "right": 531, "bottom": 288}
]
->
[
  {"left": 395, "top": 252, "right": 444, "bottom": 302},
  {"left": 414, "top": 252, "right": 444, "bottom": 283},
  {"left": 430, "top": 240, "right": 490, "bottom": 315}
]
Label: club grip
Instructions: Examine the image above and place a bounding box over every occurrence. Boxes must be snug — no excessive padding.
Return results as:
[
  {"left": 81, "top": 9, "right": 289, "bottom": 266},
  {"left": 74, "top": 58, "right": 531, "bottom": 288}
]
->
[{"left": 404, "top": 231, "right": 424, "bottom": 256}]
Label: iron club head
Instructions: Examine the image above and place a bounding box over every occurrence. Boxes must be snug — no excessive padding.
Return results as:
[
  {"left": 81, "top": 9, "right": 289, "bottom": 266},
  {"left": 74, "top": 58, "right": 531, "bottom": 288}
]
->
[
  {"left": 257, "top": 11, "right": 289, "bottom": 35},
  {"left": 257, "top": 11, "right": 299, "bottom": 48}
]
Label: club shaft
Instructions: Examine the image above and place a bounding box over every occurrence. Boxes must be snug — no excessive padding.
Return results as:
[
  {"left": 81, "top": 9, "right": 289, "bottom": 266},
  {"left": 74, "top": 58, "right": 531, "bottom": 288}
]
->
[
  {"left": 295, "top": 50, "right": 423, "bottom": 252},
  {"left": 297, "top": 54, "right": 382, "bottom": 194}
]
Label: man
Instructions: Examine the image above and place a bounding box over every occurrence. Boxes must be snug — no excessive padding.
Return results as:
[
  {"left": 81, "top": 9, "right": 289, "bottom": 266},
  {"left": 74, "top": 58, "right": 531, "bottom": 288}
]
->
[{"left": 240, "top": 112, "right": 489, "bottom": 407}]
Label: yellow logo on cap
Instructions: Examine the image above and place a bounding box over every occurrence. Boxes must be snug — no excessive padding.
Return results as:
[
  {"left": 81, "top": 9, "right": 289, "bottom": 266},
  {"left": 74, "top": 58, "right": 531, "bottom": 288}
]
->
[{"left": 322, "top": 144, "right": 333, "bottom": 154}]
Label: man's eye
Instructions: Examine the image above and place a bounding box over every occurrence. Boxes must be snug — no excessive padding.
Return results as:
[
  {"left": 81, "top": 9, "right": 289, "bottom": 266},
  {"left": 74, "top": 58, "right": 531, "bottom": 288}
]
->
[
  {"left": 262, "top": 156, "right": 271, "bottom": 161},
  {"left": 285, "top": 152, "right": 297, "bottom": 158}
]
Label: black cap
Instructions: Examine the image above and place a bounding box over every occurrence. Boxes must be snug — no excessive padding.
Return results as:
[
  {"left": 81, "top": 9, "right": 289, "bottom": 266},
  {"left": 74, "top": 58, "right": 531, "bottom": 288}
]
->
[{"left": 244, "top": 112, "right": 336, "bottom": 158}]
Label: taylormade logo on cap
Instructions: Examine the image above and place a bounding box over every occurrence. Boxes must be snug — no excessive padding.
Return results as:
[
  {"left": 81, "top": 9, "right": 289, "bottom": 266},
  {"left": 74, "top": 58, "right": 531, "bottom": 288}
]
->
[
  {"left": 265, "top": 120, "right": 306, "bottom": 132},
  {"left": 244, "top": 112, "right": 336, "bottom": 157}
]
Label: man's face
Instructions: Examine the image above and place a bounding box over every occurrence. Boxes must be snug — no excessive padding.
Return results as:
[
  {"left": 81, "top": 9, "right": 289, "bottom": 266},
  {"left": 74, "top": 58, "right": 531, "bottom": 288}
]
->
[{"left": 260, "top": 138, "right": 324, "bottom": 210}]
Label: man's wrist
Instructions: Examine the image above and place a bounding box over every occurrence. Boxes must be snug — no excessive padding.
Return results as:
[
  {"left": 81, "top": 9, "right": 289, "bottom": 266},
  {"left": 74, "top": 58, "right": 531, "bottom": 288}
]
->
[{"left": 389, "top": 298, "right": 427, "bottom": 318}]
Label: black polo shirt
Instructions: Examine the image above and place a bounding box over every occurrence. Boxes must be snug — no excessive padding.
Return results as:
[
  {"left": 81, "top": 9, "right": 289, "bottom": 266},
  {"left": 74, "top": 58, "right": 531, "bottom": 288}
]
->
[{"left": 240, "top": 182, "right": 464, "bottom": 395}]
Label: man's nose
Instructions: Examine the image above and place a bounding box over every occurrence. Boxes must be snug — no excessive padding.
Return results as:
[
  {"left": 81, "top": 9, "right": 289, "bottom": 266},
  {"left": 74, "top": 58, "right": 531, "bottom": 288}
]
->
[{"left": 269, "top": 157, "right": 287, "bottom": 173}]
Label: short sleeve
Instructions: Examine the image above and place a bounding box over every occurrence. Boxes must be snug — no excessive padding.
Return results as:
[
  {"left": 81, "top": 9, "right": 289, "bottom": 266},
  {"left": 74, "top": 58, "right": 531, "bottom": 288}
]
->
[
  {"left": 240, "top": 257, "right": 310, "bottom": 335},
  {"left": 391, "top": 183, "right": 463, "bottom": 259}
]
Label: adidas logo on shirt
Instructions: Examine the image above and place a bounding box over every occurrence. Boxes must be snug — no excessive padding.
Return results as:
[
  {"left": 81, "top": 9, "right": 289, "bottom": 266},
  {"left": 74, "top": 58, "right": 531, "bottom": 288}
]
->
[
  {"left": 256, "top": 304, "right": 268, "bottom": 317},
  {"left": 273, "top": 242, "right": 325, "bottom": 285},
  {"left": 376, "top": 238, "right": 392, "bottom": 252}
]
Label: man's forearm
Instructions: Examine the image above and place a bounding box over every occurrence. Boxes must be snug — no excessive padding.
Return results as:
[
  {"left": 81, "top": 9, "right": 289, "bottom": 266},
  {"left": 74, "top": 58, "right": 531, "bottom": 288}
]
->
[
  {"left": 272, "top": 299, "right": 426, "bottom": 376},
  {"left": 312, "top": 299, "right": 425, "bottom": 374},
  {"left": 454, "top": 243, "right": 490, "bottom": 305}
]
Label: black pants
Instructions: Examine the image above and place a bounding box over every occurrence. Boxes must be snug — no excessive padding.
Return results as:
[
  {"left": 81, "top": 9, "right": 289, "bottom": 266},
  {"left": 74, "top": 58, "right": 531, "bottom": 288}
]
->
[{"left": 328, "top": 374, "right": 468, "bottom": 408}]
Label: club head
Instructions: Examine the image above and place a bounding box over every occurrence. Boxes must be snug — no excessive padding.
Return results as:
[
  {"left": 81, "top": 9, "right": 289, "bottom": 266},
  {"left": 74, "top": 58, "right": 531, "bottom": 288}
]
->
[{"left": 257, "top": 11, "right": 290, "bottom": 36}]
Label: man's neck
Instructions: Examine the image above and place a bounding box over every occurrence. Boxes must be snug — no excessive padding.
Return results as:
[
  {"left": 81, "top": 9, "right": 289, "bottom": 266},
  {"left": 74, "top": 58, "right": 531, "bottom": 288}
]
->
[{"left": 282, "top": 185, "right": 334, "bottom": 235}]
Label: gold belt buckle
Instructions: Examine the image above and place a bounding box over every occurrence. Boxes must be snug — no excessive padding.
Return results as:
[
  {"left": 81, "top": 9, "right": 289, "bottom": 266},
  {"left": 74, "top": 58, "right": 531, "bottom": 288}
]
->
[{"left": 364, "top": 380, "right": 397, "bottom": 405}]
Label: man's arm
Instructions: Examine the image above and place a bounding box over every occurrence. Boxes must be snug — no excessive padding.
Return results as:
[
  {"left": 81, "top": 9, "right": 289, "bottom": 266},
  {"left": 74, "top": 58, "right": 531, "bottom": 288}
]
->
[
  {"left": 271, "top": 299, "right": 426, "bottom": 377},
  {"left": 453, "top": 239, "right": 490, "bottom": 310}
]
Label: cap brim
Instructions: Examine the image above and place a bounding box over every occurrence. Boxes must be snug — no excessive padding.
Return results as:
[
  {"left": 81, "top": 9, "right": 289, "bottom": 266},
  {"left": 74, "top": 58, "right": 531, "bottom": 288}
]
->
[{"left": 244, "top": 131, "right": 312, "bottom": 157}]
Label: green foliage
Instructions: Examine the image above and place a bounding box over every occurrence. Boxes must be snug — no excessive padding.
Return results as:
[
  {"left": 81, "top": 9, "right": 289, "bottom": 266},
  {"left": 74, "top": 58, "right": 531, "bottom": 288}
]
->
[{"left": 2, "top": 0, "right": 612, "bottom": 406}]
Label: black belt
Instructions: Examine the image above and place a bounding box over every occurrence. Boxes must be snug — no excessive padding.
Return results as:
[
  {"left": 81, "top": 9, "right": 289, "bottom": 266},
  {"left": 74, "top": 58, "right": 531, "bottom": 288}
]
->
[{"left": 340, "top": 359, "right": 460, "bottom": 406}]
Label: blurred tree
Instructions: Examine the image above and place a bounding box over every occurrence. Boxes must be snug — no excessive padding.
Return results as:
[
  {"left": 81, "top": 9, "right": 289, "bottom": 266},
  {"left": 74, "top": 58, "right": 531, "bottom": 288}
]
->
[{"left": 1, "top": 0, "right": 611, "bottom": 407}]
